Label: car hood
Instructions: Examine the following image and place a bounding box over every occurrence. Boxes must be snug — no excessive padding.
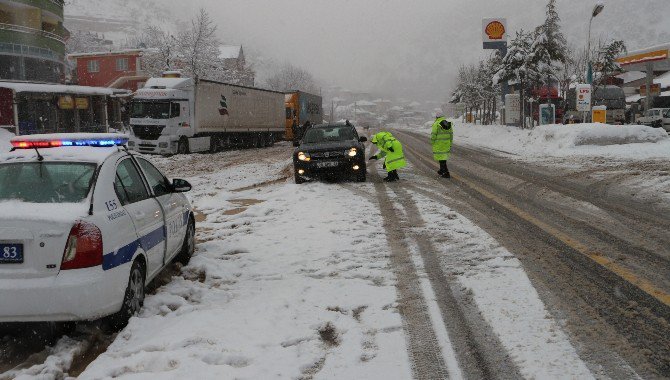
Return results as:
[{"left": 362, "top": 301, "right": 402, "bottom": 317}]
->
[{"left": 296, "top": 140, "right": 362, "bottom": 152}]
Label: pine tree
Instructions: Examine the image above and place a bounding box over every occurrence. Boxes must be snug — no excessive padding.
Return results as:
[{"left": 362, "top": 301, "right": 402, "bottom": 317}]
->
[
  {"left": 495, "top": 30, "right": 537, "bottom": 127},
  {"left": 531, "top": 0, "right": 568, "bottom": 87},
  {"left": 593, "top": 40, "right": 626, "bottom": 87}
]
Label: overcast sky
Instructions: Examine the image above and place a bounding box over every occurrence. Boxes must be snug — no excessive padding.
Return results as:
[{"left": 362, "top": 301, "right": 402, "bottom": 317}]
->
[{"left": 168, "top": 0, "right": 669, "bottom": 101}]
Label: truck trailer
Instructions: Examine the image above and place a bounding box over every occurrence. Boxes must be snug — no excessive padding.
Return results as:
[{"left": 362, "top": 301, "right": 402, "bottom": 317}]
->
[
  {"left": 285, "top": 91, "right": 323, "bottom": 145},
  {"left": 129, "top": 74, "right": 284, "bottom": 155}
]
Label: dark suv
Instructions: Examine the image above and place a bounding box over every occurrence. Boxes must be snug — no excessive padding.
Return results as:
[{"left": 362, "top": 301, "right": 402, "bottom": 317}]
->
[{"left": 293, "top": 124, "right": 367, "bottom": 184}]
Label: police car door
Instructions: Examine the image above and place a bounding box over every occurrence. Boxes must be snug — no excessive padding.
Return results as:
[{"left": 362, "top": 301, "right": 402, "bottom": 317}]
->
[
  {"left": 114, "top": 158, "right": 165, "bottom": 278},
  {"left": 135, "top": 157, "right": 187, "bottom": 262}
]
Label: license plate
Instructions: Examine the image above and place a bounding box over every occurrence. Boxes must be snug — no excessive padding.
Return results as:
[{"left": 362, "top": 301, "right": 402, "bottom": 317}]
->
[
  {"left": 316, "top": 161, "right": 339, "bottom": 168},
  {"left": 0, "top": 244, "right": 24, "bottom": 264}
]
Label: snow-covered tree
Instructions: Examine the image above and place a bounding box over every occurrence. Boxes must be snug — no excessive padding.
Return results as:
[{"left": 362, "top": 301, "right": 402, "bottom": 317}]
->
[
  {"left": 531, "top": 0, "right": 568, "bottom": 87},
  {"left": 593, "top": 40, "right": 626, "bottom": 87},
  {"left": 177, "top": 8, "right": 221, "bottom": 80},
  {"left": 265, "top": 63, "right": 317, "bottom": 93},
  {"left": 495, "top": 30, "right": 538, "bottom": 127},
  {"left": 135, "top": 25, "right": 176, "bottom": 77}
]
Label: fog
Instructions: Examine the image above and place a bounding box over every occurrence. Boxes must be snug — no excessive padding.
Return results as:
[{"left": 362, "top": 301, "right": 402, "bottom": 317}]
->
[{"left": 165, "top": 0, "right": 669, "bottom": 101}]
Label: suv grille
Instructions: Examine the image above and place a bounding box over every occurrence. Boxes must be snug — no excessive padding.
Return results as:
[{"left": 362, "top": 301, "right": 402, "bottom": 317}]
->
[{"left": 132, "top": 125, "right": 165, "bottom": 140}]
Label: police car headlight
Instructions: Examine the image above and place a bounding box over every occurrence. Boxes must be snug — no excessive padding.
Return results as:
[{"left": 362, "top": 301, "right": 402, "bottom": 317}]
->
[
  {"left": 347, "top": 148, "right": 358, "bottom": 157},
  {"left": 298, "top": 152, "right": 310, "bottom": 161}
]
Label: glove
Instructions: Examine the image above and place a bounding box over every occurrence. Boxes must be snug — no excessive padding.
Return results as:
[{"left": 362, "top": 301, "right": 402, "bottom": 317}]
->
[
  {"left": 369, "top": 156, "right": 378, "bottom": 161},
  {"left": 388, "top": 147, "right": 395, "bottom": 153}
]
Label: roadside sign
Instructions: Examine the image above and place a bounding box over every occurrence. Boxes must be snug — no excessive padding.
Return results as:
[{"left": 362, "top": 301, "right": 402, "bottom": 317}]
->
[
  {"left": 505, "top": 94, "right": 520, "bottom": 125},
  {"left": 640, "top": 84, "right": 661, "bottom": 96},
  {"left": 58, "top": 95, "right": 74, "bottom": 110},
  {"left": 575, "top": 84, "right": 592, "bottom": 112},
  {"left": 592, "top": 106, "right": 607, "bottom": 123},
  {"left": 539, "top": 104, "right": 555, "bottom": 125},
  {"left": 483, "top": 18, "right": 507, "bottom": 45}
]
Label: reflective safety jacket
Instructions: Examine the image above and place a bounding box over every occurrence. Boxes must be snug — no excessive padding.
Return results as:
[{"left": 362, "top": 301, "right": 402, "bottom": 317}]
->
[
  {"left": 431, "top": 117, "right": 453, "bottom": 161},
  {"left": 372, "top": 132, "right": 406, "bottom": 172}
]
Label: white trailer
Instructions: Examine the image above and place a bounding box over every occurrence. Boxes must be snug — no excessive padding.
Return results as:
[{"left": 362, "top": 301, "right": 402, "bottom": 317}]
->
[{"left": 128, "top": 74, "right": 284, "bottom": 155}]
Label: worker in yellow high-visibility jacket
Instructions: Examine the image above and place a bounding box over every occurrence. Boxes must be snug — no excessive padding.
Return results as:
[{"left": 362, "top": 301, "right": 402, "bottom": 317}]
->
[
  {"left": 369, "top": 131, "right": 406, "bottom": 182},
  {"left": 431, "top": 114, "right": 453, "bottom": 178}
]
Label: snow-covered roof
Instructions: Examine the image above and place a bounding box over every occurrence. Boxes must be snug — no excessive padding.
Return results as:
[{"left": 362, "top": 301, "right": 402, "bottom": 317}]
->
[
  {"left": 1, "top": 145, "right": 122, "bottom": 165},
  {"left": 68, "top": 49, "right": 143, "bottom": 58},
  {"left": 626, "top": 94, "right": 643, "bottom": 103},
  {"left": 654, "top": 71, "right": 670, "bottom": 88},
  {"left": 0, "top": 82, "right": 116, "bottom": 96},
  {"left": 356, "top": 100, "right": 377, "bottom": 107},
  {"left": 219, "top": 45, "right": 242, "bottom": 59},
  {"left": 616, "top": 71, "right": 647, "bottom": 84}
]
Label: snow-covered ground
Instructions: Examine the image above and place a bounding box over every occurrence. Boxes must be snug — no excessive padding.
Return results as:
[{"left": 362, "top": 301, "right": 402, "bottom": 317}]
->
[
  {"left": 395, "top": 121, "right": 670, "bottom": 207},
  {"left": 78, "top": 150, "right": 413, "bottom": 379},
  {"left": 400, "top": 121, "right": 670, "bottom": 160}
]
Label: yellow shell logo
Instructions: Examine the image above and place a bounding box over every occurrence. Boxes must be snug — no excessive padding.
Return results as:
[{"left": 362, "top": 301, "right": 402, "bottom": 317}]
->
[{"left": 485, "top": 21, "right": 505, "bottom": 40}]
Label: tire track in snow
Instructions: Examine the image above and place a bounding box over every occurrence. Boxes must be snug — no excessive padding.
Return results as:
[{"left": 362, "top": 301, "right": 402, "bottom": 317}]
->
[{"left": 367, "top": 171, "right": 451, "bottom": 379}]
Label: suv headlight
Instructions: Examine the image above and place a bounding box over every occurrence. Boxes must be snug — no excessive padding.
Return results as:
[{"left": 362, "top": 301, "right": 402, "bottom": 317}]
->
[
  {"left": 347, "top": 148, "right": 358, "bottom": 157},
  {"left": 297, "top": 152, "right": 310, "bottom": 161}
]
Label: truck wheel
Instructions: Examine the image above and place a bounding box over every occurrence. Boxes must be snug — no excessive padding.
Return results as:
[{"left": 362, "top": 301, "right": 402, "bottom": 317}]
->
[
  {"left": 267, "top": 134, "right": 275, "bottom": 147},
  {"left": 177, "top": 138, "right": 189, "bottom": 154}
]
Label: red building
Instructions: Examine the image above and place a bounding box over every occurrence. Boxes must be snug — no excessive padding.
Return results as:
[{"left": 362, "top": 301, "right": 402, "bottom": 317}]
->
[{"left": 68, "top": 50, "right": 148, "bottom": 92}]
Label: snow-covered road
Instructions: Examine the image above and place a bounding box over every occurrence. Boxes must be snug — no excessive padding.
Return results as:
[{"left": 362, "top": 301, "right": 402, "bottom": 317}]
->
[{"left": 2, "top": 121, "right": 669, "bottom": 378}]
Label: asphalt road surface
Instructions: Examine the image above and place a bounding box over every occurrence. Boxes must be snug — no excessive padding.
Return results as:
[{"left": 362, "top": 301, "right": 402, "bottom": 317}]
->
[{"left": 392, "top": 128, "right": 670, "bottom": 379}]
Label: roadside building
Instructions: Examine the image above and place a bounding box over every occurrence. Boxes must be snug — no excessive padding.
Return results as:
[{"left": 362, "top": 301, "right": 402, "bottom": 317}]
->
[
  {"left": 68, "top": 50, "right": 148, "bottom": 92},
  {"left": 0, "top": 0, "right": 69, "bottom": 83},
  {"left": 0, "top": 81, "right": 129, "bottom": 135}
]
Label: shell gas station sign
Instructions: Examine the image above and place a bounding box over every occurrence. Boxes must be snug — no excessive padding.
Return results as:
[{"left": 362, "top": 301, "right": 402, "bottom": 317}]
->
[{"left": 483, "top": 18, "right": 507, "bottom": 47}]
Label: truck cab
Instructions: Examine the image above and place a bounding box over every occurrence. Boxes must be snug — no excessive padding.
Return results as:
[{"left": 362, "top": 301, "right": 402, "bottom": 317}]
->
[{"left": 128, "top": 76, "right": 196, "bottom": 155}]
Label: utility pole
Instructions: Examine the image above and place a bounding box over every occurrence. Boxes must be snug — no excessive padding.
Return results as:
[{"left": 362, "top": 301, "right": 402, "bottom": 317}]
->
[{"left": 330, "top": 100, "right": 334, "bottom": 124}]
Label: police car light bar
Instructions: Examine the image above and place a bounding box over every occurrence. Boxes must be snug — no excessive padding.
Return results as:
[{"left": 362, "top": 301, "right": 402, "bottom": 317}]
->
[{"left": 10, "top": 134, "right": 129, "bottom": 149}]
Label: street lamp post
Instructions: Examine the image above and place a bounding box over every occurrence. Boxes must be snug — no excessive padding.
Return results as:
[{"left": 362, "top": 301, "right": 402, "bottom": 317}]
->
[{"left": 586, "top": 3, "right": 605, "bottom": 84}]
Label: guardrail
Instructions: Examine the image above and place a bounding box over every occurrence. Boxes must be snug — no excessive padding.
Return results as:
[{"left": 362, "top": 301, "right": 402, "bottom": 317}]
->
[{"left": 0, "top": 22, "right": 65, "bottom": 44}]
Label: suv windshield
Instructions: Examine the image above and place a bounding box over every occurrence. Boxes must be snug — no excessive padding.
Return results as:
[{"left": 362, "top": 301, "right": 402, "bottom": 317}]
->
[
  {"left": 131, "top": 101, "right": 171, "bottom": 119},
  {"left": 0, "top": 162, "right": 96, "bottom": 203},
  {"left": 303, "top": 127, "right": 356, "bottom": 144}
]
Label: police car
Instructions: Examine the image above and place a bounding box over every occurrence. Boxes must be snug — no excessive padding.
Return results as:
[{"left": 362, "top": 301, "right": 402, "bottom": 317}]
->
[{"left": 0, "top": 134, "right": 195, "bottom": 328}]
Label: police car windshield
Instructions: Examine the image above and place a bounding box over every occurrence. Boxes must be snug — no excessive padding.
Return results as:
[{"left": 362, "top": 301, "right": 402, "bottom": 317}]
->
[
  {"left": 303, "top": 127, "right": 355, "bottom": 144},
  {"left": 131, "top": 101, "right": 170, "bottom": 119},
  {"left": 0, "top": 162, "right": 96, "bottom": 203}
]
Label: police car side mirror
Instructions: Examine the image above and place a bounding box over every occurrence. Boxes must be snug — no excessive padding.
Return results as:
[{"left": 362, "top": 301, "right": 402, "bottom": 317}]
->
[
  {"left": 359, "top": 136, "right": 368, "bottom": 143},
  {"left": 172, "top": 179, "right": 192, "bottom": 193}
]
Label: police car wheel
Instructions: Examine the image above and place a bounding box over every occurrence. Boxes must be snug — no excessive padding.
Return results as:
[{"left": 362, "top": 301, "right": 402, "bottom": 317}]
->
[
  {"left": 175, "top": 218, "right": 195, "bottom": 266},
  {"left": 103, "top": 260, "right": 145, "bottom": 332}
]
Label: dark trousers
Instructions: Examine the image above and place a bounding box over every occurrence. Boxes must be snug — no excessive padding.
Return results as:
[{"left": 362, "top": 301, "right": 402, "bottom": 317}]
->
[{"left": 438, "top": 160, "right": 449, "bottom": 174}]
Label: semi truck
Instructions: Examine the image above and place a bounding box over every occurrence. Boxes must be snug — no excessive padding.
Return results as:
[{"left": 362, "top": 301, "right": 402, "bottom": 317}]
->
[
  {"left": 128, "top": 73, "right": 284, "bottom": 155},
  {"left": 284, "top": 91, "right": 323, "bottom": 145}
]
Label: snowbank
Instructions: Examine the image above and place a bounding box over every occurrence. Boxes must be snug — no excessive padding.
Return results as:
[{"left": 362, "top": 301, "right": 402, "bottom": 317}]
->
[
  {"left": 406, "top": 122, "right": 670, "bottom": 160},
  {"left": 0, "top": 128, "right": 13, "bottom": 152}
]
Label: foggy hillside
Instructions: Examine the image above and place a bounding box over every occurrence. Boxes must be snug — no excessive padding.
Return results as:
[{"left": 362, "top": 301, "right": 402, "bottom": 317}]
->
[{"left": 64, "top": 0, "right": 670, "bottom": 100}]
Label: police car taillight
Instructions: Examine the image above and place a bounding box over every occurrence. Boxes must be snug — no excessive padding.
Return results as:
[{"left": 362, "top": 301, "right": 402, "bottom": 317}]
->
[{"left": 60, "top": 221, "right": 103, "bottom": 270}]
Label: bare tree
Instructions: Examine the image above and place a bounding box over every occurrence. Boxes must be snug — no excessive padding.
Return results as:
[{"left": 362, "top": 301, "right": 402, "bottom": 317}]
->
[
  {"left": 177, "top": 8, "right": 221, "bottom": 80},
  {"left": 265, "top": 63, "right": 317, "bottom": 93},
  {"left": 134, "top": 25, "right": 177, "bottom": 77}
]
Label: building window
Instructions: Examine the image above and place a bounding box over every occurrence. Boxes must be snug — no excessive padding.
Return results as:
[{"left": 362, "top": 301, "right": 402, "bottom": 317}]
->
[
  {"left": 116, "top": 58, "right": 129, "bottom": 72},
  {"left": 87, "top": 60, "right": 100, "bottom": 73}
]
